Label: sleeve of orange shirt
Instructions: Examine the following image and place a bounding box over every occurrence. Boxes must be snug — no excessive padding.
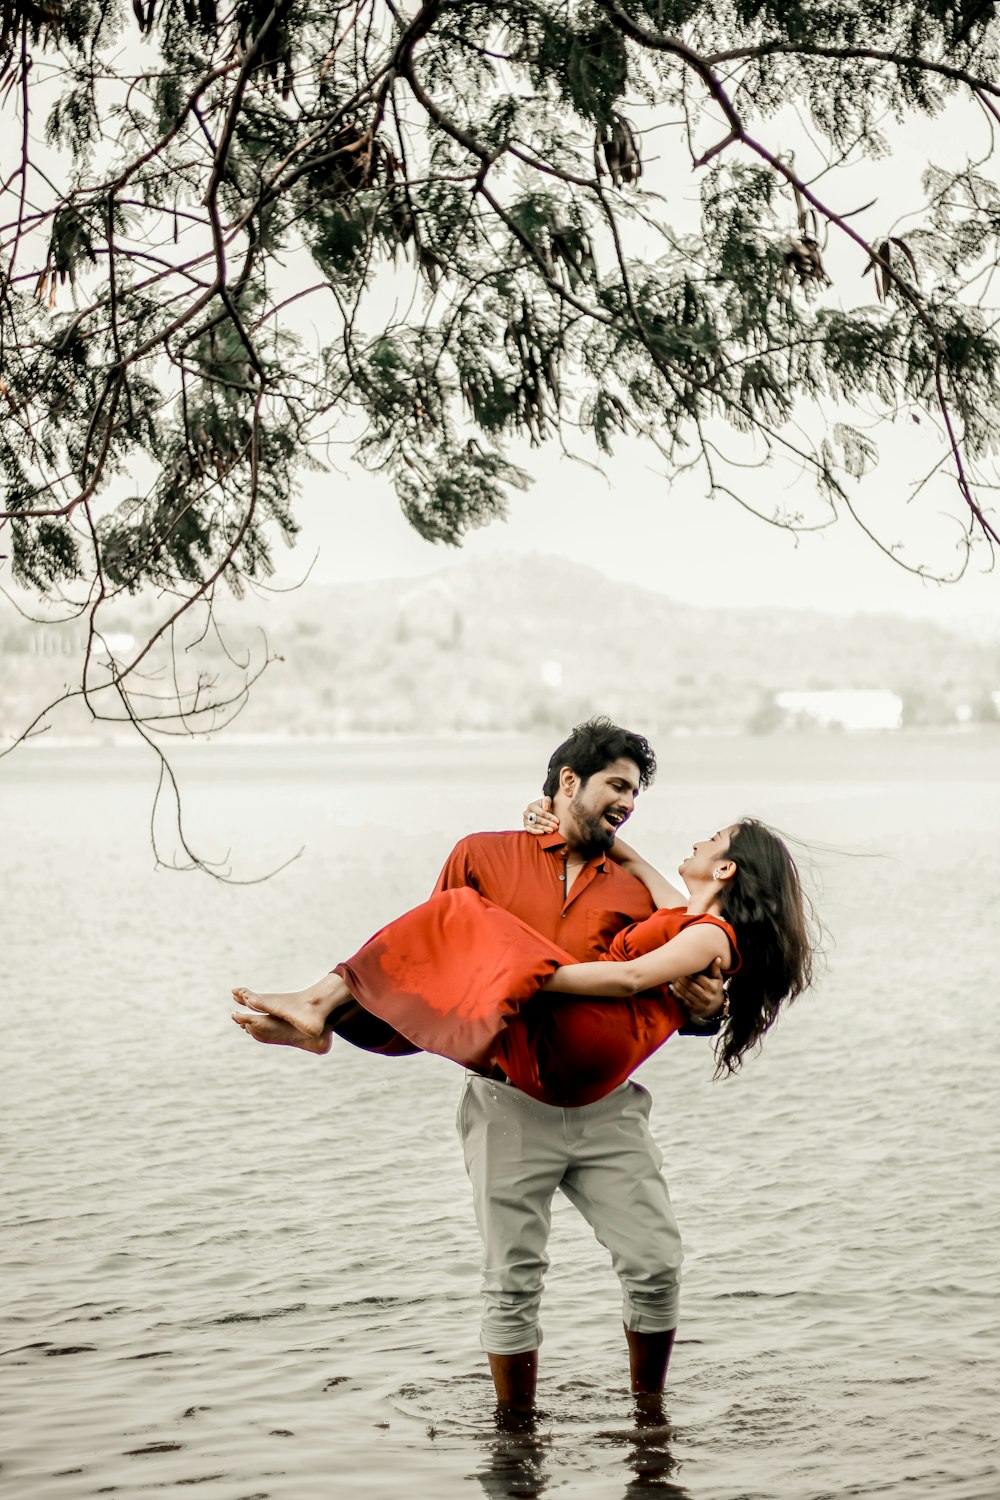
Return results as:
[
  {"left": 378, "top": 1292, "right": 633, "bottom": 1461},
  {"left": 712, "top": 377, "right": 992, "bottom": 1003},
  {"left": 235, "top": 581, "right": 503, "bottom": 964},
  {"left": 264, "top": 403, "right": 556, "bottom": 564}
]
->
[{"left": 432, "top": 836, "right": 480, "bottom": 897}]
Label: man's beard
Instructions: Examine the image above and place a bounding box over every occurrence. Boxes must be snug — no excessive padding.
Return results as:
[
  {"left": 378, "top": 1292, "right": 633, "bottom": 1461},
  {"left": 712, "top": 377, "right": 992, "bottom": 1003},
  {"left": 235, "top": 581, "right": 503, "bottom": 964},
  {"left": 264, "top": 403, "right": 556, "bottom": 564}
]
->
[{"left": 570, "top": 794, "right": 617, "bottom": 856}]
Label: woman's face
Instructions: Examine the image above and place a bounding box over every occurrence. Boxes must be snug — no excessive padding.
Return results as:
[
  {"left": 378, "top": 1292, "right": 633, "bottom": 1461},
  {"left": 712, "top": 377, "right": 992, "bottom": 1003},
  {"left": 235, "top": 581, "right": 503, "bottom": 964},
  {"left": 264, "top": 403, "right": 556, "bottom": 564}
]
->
[{"left": 678, "top": 826, "right": 737, "bottom": 881}]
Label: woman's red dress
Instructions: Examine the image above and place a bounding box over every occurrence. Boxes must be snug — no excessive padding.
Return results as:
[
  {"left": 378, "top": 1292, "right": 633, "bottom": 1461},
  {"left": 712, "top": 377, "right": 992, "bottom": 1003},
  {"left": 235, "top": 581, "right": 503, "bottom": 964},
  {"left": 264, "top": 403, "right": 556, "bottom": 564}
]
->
[{"left": 334, "top": 889, "right": 739, "bottom": 1107}]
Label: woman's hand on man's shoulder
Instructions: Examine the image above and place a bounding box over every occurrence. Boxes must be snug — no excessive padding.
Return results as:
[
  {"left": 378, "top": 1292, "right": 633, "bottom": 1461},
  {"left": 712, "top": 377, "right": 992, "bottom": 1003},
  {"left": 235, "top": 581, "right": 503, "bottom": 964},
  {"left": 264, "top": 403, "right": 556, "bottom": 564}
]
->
[{"left": 523, "top": 796, "right": 559, "bottom": 836}]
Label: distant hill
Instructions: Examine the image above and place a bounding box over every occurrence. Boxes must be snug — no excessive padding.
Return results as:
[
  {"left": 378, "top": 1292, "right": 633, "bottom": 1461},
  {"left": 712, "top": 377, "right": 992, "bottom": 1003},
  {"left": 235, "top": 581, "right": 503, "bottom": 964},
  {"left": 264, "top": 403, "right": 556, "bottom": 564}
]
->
[{"left": 2, "top": 554, "right": 998, "bottom": 738}]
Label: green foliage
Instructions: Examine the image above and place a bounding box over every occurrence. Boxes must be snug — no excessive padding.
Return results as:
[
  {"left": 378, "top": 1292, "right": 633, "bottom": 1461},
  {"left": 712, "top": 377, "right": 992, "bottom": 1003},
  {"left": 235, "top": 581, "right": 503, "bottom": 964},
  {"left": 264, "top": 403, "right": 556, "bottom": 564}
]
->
[
  {"left": 1, "top": 0, "right": 109, "bottom": 64},
  {"left": 833, "top": 423, "right": 879, "bottom": 479},
  {"left": 507, "top": 4, "right": 630, "bottom": 125},
  {"left": 632, "top": 2, "right": 704, "bottom": 28},
  {"left": 398, "top": 444, "right": 530, "bottom": 547},
  {"left": 9, "top": 516, "right": 80, "bottom": 591},
  {"left": 2, "top": 0, "right": 999, "bottom": 671},
  {"left": 925, "top": 0, "right": 996, "bottom": 49}
]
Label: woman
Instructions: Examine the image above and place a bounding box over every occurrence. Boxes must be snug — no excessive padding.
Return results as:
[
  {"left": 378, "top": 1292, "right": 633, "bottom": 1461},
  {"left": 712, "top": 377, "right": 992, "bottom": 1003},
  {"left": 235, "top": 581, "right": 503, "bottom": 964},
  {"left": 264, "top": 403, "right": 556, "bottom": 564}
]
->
[{"left": 232, "top": 814, "right": 814, "bottom": 1102}]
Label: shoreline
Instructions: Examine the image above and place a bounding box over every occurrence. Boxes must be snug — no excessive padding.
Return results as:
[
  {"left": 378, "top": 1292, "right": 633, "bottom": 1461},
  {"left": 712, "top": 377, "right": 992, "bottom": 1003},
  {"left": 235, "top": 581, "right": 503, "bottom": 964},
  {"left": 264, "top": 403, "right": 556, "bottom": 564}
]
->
[{"left": 6, "top": 721, "right": 999, "bottom": 753}]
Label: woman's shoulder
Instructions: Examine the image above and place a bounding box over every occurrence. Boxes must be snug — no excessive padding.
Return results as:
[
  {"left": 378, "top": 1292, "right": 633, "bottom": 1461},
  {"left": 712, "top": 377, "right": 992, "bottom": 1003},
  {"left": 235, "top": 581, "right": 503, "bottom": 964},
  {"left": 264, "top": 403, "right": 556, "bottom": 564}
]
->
[
  {"left": 650, "top": 905, "right": 695, "bottom": 934},
  {"left": 663, "top": 909, "right": 740, "bottom": 972},
  {"left": 611, "top": 906, "right": 689, "bottom": 956}
]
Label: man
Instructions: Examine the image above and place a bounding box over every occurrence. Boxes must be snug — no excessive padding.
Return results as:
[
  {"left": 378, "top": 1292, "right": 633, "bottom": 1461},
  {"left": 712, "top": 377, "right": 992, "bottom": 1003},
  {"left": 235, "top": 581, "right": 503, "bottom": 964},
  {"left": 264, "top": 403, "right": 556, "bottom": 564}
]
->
[
  {"left": 432, "top": 717, "right": 724, "bottom": 1412},
  {"left": 231, "top": 715, "right": 724, "bottom": 1408}
]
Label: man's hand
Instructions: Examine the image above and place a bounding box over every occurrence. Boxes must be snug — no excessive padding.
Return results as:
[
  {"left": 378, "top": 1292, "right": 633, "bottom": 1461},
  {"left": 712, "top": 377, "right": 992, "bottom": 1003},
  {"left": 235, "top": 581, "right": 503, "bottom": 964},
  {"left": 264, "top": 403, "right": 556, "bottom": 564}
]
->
[{"left": 672, "top": 959, "right": 727, "bottom": 1021}]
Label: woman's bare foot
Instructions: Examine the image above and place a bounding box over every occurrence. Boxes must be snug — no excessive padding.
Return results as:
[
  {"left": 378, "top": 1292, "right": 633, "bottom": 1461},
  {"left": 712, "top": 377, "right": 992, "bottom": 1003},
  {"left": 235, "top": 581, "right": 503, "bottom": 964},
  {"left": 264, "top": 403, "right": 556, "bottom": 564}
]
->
[
  {"left": 231, "top": 976, "right": 348, "bottom": 1038},
  {"left": 231, "top": 1009, "right": 332, "bottom": 1054}
]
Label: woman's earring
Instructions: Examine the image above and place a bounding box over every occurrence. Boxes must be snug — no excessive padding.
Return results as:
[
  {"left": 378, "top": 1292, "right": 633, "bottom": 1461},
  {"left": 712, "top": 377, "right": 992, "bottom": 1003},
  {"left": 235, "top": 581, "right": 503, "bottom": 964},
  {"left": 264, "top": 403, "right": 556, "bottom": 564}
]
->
[{"left": 713, "top": 867, "right": 724, "bottom": 880}]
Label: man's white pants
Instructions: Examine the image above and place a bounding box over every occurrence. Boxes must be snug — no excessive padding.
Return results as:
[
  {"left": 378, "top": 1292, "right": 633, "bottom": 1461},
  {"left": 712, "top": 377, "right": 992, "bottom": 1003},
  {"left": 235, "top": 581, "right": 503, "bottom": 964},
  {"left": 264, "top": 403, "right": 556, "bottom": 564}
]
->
[{"left": 457, "top": 1074, "right": 682, "bottom": 1355}]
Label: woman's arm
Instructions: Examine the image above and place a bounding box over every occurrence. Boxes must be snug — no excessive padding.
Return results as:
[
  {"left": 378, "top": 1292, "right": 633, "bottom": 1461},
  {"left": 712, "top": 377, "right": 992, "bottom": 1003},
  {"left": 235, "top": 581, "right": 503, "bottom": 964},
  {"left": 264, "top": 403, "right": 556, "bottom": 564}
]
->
[
  {"left": 520, "top": 797, "right": 686, "bottom": 909},
  {"left": 540, "top": 923, "right": 731, "bottom": 998},
  {"left": 607, "top": 836, "right": 687, "bottom": 909}
]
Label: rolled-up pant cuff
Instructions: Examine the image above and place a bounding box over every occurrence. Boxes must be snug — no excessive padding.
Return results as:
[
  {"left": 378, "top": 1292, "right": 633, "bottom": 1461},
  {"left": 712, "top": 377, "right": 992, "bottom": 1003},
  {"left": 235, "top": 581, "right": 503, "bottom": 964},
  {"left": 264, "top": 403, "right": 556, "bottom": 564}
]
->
[
  {"left": 481, "top": 1322, "right": 543, "bottom": 1355},
  {"left": 622, "top": 1292, "right": 680, "bottom": 1333}
]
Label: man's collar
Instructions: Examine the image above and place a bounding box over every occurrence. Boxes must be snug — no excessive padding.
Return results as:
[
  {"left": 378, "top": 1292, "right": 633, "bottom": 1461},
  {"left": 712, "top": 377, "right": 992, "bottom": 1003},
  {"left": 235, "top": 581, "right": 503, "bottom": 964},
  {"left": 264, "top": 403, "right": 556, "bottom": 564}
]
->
[{"left": 536, "top": 829, "right": 608, "bottom": 869}]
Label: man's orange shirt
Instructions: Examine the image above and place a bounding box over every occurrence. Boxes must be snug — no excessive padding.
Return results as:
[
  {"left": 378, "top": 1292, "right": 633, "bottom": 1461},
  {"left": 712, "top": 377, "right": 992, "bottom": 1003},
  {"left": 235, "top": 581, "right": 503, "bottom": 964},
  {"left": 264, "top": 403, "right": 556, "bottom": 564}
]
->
[{"left": 432, "top": 829, "right": 655, "bottom": 963}]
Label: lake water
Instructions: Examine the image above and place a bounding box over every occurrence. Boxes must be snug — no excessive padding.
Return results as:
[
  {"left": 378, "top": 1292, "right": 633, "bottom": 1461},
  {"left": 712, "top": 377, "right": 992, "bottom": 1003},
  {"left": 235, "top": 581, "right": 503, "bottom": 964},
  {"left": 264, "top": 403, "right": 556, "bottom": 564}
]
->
[{"left": 3, "top": 732, "right": 999, "bottom": 1500}]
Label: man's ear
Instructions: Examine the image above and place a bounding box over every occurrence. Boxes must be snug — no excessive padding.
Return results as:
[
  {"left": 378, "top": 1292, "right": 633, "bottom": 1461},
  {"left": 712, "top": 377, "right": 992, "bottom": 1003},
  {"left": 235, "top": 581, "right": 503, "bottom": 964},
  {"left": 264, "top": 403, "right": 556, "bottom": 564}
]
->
[{"left": 558, "top": 765, "right": 577, "bottom": 797}]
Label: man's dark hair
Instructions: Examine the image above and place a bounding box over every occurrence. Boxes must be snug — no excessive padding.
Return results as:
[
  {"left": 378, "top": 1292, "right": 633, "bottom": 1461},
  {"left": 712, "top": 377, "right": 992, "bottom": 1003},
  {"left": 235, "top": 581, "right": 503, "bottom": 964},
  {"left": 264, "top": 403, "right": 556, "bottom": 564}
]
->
[{"left": 542, "top": 717, "right": 657, "bottom": 800}]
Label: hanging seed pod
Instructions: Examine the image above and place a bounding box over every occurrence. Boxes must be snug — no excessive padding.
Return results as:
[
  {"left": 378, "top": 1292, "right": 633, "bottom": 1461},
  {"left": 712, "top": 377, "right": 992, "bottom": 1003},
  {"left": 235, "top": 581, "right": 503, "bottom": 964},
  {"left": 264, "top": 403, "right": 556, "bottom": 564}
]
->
[
  {"left": 384, "top": 155, "right": 416, "bottom": 246},
  {"left": 777, "top": 157, "right": 832, "bottom": 294},
  {"left": 319, "top": 121, "right": 372, "bottom": 194},
  {"left": 417, "top": 246, "right": 445, "bottom": 290},
  {"left": 236, "top": 0, "right": 293, "bottom": 94},
  {"left": 550, "top": 225, "right": 595, "bottom": 287},
  {"left": 180, "top": 0, "right": 218, "bottom": 27},
  {"left": 1, "top": 0, "right": 60, "bottom": 85},
  {"left": 1, "top": 0, "right": 60, "bottom": 49},
  {"left": 782, "top": 236, "right": 831, "bottom": 292},
  {"left": 862, "top": 235, "right": 919, "bottom": 302},
  {"left": 34, "top": 206, "right": 96, "bottom": 301},
  {"left": 597, "top": 114, "right": 642, "bottom": 186}
]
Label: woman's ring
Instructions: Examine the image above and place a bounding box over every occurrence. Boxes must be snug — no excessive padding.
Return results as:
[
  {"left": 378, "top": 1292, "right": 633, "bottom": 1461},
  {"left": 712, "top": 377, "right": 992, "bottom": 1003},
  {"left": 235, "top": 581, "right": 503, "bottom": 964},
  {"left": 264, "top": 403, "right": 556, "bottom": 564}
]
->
[{"left": 526, "top": 811, "right": 537, "bottom": 824}]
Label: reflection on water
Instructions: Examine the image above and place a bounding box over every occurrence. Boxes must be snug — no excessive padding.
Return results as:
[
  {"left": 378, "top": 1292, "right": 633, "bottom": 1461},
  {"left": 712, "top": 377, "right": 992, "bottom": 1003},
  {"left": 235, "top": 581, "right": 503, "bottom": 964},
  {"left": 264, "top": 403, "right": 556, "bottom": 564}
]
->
[
  {"left": 3, "top": 734, "right": 1000, "bottom": 1499},
  {"left": 606, "top": 1398, "right": 689, "bottom": 1499},
  {"left": 472, "top": 1396, "right": 688, "bottom": 1500},
  {"left": 474, "top": 1409, "right": 551, "bottom": 1500}
]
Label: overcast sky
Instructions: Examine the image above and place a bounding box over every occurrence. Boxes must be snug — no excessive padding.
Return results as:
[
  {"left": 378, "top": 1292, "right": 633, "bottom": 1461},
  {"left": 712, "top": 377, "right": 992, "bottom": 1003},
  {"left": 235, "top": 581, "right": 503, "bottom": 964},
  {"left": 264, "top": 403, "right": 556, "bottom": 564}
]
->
[{"left": 288, "top": 429, "right": 998, "bottom": 628}]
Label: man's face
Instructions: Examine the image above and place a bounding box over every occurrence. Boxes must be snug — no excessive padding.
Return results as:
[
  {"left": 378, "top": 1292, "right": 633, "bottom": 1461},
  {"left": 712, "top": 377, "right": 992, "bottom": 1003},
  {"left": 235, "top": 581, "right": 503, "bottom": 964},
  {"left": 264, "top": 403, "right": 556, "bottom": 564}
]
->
[{"left": 564, "top": 757, "right": 642, "bottom": 855}]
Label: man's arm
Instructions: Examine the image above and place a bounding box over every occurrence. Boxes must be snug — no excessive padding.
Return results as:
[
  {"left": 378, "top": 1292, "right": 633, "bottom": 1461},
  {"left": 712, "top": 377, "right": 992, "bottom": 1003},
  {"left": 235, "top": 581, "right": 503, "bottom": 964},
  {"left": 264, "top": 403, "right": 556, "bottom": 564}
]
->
[
  {"left": 674, "top": 962, "right": 727, "bottom": 1034},
  {"left": 432, "top": 836, "right": 480, "bottom": 896}
]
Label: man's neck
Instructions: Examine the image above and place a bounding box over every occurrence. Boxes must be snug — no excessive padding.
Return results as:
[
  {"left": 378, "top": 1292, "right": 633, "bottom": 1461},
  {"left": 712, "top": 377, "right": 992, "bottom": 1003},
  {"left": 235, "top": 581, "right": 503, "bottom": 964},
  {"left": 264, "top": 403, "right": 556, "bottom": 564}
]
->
[
  {"left": 567, "top": 839, "right": 606, "bottom": 863},
  {"left": 560, "top": 824, "right": 596, "bottom": 860},
  {"left": 552, "top": 802, "right": 586, "bottom": 856}
]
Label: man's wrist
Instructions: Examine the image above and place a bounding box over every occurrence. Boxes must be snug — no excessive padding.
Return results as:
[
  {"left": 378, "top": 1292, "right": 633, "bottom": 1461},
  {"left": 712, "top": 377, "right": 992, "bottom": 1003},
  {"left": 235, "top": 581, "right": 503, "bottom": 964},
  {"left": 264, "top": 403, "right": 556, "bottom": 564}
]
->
[
  {"left": 684, "top": 1010, "right": 721, "bottom": 1029},
  {"left": 676, "top": 984, "right": 729, "bottom": 1035},
  {"left": 678, "top": 1011, "right": 722, "bottom": 1036}
]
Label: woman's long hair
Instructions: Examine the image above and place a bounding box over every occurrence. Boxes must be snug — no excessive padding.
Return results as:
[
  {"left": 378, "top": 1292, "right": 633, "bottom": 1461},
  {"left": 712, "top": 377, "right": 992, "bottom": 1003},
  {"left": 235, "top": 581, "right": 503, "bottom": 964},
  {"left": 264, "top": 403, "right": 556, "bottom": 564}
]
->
[{"left": 716, "top": 818, "right": 816, "bottom": 1076}]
